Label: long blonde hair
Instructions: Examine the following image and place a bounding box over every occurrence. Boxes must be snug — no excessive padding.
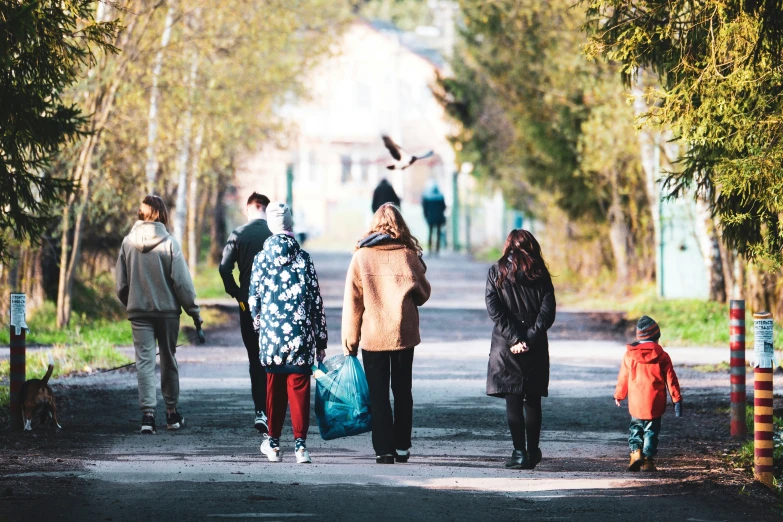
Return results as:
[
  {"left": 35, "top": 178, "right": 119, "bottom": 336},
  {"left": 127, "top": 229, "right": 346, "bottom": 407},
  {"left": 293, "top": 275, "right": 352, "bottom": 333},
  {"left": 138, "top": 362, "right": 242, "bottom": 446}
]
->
[{"left": 363, "top": 204, "right": 422, "bottom": 253}]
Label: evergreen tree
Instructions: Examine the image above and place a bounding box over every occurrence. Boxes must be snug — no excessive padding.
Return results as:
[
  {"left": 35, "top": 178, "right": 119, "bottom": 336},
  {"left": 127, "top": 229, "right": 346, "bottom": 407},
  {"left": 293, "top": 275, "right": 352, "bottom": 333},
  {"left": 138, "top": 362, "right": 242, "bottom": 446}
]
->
[
  {"left": 584, "top": 0, "right": 783, "bottom": 265},
  {"left": 0, "top": 0, "right": 118, "bottom": 261}
]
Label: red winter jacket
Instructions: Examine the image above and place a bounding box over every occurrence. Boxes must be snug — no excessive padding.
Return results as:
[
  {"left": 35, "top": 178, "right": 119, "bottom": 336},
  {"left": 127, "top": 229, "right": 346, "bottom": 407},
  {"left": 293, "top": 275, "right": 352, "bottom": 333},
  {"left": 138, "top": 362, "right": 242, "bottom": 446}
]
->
[{"left": 614, "top": 341, "right": 682, "bottom": 420}]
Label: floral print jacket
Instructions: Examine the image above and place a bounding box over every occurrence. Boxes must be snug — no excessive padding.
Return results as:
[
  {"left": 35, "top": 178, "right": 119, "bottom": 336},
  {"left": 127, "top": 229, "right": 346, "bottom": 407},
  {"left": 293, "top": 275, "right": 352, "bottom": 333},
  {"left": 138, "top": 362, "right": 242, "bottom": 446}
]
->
[{"left": 248, "top": 234, "right": 327, "bottom": 373}]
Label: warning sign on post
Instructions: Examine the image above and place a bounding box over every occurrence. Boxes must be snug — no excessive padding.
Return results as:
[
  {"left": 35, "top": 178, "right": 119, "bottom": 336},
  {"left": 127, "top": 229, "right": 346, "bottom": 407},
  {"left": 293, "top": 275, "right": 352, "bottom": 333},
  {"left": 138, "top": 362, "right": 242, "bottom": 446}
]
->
[
  {"left": 753, "top": 311, "right": 775, "bottom": 369},
  {"left": 10, "top": 293, "right": 27, "bottom": 336}
]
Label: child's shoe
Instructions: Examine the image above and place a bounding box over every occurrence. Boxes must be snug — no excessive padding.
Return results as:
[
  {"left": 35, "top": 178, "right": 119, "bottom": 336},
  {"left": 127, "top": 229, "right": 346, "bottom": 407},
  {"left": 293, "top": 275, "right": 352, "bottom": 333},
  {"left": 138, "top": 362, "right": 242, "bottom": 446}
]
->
[
  {"left": 641, "top": 457, "right": 656, "bottom": 471},
  {"left": 628, "top": 449, "right": 643, "bottom": 471}
]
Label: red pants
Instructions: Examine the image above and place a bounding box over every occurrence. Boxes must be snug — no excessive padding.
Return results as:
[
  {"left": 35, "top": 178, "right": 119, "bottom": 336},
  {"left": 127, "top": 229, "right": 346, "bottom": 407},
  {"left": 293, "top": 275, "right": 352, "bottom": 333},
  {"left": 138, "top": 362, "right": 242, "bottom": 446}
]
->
[{"left": 266, "top": 373, "right": 311, "bottom": 439}]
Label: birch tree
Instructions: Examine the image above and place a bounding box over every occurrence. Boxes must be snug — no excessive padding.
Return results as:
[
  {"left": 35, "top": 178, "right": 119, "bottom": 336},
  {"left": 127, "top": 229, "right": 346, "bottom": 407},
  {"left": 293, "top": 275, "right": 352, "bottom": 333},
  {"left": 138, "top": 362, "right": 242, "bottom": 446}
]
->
[{"left": 144, "top": 1, "right": 177, "bottom": 194}]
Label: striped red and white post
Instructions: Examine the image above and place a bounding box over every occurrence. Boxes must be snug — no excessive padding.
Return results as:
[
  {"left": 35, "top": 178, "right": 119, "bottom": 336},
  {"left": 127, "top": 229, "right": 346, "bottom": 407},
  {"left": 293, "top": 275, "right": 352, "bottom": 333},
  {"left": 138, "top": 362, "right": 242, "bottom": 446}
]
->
[
  {"left": 9, "top": 293, "right": 27, "bottom": 431},
  {"left": 752, "top": 311, "right": 774, "bottom": 488},
  {"left": 729, "top": 300, "right": 746, "bottom": 437}
]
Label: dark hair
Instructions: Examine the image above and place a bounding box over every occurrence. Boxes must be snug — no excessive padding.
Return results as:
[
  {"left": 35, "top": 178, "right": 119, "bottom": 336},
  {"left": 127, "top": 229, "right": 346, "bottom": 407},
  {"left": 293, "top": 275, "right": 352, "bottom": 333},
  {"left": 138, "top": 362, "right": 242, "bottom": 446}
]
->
[
  {"left": 247, "top": 192, "right": 270, "bottom": 209},
  {"left": 496, "top": 229, "right": 549, "bottom": 285},
  {"left": 138, "top": 195, "right": 169, "bottom": 226}
]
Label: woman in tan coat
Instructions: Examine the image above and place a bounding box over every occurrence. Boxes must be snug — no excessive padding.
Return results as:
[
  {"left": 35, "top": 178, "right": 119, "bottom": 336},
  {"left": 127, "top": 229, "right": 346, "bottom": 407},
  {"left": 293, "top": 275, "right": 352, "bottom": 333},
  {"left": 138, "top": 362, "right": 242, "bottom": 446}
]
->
[{"left": 342, "top": 204, "right": 431, "bottom": 464}]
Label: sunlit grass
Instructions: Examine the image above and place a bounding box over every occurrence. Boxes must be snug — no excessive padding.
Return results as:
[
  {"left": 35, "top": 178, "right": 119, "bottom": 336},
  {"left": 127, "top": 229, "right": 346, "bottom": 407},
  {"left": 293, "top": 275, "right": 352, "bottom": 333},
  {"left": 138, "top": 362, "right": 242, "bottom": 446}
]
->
[{"left": 192, "top": 264, "right": 236, "bottom": 299}]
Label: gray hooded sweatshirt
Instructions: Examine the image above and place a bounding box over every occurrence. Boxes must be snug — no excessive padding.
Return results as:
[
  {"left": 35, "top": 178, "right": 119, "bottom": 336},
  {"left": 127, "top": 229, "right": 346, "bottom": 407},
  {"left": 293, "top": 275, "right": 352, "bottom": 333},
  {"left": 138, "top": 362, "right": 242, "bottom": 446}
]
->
[{"left": 116, "top": 221, "right": 200, "bottom": 320}]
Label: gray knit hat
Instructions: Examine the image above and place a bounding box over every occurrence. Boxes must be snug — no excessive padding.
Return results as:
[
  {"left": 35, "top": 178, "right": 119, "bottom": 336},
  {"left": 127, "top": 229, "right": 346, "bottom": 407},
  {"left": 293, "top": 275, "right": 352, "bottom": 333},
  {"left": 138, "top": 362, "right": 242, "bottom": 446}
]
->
[
  {"left": 636, "top": 315, "right": 661, "bottom": 342},
  {"left": 267, "top": 201, "right": 293, "bottom": 234}
]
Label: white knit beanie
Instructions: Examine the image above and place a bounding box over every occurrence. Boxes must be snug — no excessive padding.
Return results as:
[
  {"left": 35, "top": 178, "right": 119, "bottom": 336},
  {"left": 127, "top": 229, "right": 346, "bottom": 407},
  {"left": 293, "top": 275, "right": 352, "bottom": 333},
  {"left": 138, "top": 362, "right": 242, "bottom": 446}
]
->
[{"left": 267, "top": 201, "right": 293, "bottom": 234}]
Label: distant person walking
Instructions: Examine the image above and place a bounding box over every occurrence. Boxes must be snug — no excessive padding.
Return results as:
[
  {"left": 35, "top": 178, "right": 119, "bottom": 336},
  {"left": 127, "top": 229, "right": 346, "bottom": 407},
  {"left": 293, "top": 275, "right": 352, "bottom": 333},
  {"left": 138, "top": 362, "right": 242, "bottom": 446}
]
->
[
  {"left": 116, "top": 195, "right": 202, "bottom": 434},
  {"left": 421, "top": 180, "right": 447, "bottom": 255},
  {"left": 249, "top": 202, "right": 327, "bottom": 464},
  {"left": 371, "top": 178, "right": 401, "bottom": 213},
  {"left": 342, "top": 204, "right": 431, "bottom": 464},
  {"left": 219, "top": 192, "right": 273, "bottom": 434},
  {"left": 485, "top": 229, "right": 555, "bottom": 470}
]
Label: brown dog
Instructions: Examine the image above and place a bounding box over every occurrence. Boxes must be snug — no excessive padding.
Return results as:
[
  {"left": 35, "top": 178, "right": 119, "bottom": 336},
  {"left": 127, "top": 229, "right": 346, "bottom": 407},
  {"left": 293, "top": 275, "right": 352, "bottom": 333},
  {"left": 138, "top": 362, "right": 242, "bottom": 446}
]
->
[{"left": 20, "top": 354, "right": 61, "bottom": 431}]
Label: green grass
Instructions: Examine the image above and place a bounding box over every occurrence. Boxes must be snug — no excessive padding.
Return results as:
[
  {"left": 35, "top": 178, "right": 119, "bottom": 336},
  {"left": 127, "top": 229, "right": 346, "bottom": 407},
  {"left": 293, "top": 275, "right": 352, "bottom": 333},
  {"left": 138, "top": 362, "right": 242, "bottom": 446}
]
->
[
  {"left": 0, "top": 301, "right": 133, "bottom": 346},
  {"left": 192, "top": 264, "right": 236, "bottom": 299},
  {"left": 560, "top": 284, "right": 783, "bottom": 347},
  {"left": 0, "top": 343, "right": 132, "bottom": 382}
]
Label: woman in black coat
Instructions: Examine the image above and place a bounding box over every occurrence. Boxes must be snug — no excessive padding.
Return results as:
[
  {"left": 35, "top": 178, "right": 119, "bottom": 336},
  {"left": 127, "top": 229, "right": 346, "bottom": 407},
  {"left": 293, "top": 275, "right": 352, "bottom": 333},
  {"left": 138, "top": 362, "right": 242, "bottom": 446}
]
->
[{"left": 485, "top": 229, "right": 555, "bottom": 470}]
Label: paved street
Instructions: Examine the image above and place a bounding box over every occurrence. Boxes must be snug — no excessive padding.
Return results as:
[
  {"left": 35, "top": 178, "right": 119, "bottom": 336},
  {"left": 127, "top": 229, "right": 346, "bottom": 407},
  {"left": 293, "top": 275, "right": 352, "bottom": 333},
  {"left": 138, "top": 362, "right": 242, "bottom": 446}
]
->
[{"left": 1, "top": 253, "right": 781, "bottom": 521}]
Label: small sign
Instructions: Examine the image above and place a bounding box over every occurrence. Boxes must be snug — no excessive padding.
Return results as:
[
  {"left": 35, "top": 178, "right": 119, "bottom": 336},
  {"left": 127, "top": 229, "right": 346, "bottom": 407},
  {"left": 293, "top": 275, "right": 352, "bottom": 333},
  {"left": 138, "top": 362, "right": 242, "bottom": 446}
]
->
[
  {"left": 10, "top": 293, "right": 27, "bottom": 336},
  {"left": 753, "top": 311, "right": 775, "bottom": 369}
]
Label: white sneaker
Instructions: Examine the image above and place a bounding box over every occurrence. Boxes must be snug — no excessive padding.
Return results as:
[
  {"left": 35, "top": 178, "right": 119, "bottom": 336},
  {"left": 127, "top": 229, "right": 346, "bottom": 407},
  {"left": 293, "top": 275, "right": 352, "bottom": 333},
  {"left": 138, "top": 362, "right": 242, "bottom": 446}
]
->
[
  {"left": 295, "top": 438, "right": 311, "bottom": 464},
  {"left": 260, "top": 436, "right": 282, "bottom": 462}
]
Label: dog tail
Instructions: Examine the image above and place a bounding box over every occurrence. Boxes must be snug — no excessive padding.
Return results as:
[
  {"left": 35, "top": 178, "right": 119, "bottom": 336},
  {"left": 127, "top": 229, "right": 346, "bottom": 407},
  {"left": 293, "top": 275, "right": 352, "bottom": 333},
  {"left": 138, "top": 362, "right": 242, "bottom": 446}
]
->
[{"left": 41, "top": 354, "right": 55, "bottom": 386}]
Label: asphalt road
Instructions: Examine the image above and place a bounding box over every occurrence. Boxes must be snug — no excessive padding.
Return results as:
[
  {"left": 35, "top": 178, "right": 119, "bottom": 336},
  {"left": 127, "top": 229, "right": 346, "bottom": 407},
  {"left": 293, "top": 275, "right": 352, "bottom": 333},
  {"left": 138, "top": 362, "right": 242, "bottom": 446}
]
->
[{"left": 1, "top": 253, "right": 781, "bottom": 521}]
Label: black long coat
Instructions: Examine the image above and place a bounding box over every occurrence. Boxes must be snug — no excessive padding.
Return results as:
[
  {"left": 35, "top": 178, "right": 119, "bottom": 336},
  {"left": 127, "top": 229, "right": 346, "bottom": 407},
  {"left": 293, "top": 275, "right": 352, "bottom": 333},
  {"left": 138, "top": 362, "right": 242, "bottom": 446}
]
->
[{"left": 485, "top": 264, "right": 556, "bottom": 397}]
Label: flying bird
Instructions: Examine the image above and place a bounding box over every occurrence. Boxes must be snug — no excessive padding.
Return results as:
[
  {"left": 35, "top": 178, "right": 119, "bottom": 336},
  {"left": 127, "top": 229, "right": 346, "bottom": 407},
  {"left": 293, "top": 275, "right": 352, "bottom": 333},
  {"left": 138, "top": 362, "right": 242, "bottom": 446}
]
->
[{"left": 382, "top": 135, "right": 434, "bottom": 170}]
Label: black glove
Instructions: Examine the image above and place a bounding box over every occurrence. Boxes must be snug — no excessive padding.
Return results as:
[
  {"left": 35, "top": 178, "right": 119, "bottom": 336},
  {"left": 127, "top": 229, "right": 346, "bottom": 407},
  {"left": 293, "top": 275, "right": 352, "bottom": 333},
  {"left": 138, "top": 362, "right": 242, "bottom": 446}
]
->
[{"left": 674, "top": 401, "right": 682, "bottom": 417}]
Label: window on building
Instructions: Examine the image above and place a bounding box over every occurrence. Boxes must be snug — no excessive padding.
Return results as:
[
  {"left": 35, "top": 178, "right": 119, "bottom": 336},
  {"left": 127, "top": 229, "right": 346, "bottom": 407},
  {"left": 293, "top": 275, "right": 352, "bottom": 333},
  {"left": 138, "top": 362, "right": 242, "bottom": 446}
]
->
[{"left": 341, "top": 155, "right": 352, "bottom": 184}]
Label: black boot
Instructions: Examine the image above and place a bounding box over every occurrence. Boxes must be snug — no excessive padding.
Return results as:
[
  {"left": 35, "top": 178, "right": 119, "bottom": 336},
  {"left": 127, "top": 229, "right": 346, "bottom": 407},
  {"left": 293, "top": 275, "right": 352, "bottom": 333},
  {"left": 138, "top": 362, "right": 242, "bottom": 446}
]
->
[
  {"left": 527, "top": 448, "right": 542, "bottom": 469},
  {"left": 504, "top": 449, "right": 529, "bottom": 469}
]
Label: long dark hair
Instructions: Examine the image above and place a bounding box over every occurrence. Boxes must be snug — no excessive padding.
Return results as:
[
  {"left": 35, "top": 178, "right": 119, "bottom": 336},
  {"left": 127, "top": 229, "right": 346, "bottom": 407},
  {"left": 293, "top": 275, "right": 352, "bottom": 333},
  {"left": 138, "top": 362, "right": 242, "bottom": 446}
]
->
[{"left": 496, "top": 229, "right": 549, "bottom": 285}]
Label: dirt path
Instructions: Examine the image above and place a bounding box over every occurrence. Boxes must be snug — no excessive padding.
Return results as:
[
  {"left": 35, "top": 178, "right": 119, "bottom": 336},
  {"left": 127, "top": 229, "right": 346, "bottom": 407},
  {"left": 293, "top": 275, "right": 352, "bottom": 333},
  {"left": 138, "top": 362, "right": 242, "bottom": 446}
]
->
[{"left": 1, "top": 253, "right": 781, "bottom": 521}]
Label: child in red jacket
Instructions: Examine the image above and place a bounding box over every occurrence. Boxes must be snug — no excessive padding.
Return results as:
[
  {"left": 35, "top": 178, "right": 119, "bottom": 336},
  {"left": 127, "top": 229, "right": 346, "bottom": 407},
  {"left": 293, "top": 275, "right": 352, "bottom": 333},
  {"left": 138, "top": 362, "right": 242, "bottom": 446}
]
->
[{"left": 614, "top": 316, "right": 682, "bottom": 471}]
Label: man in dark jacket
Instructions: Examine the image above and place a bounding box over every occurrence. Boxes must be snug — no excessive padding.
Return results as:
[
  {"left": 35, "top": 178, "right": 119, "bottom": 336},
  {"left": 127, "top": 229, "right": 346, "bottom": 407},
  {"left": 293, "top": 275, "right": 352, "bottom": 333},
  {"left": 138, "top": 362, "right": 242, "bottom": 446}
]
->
[
  {"left": 219, "top": 192, "right": 272, "bottom": 433},
  {"left": 421, "top": 181, "right": 447, "bottom": 254},
  {"left": 372, "top": 178, "right": 401, "bottom": 212}
]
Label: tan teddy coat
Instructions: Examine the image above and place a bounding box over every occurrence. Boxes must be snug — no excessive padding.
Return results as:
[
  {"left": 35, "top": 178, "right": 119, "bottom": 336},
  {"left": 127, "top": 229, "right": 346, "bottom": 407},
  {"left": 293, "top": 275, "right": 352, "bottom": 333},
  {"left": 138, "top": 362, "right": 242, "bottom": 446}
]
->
[{"left": 342, "top": 243, "right": 431, "bottom": 353}]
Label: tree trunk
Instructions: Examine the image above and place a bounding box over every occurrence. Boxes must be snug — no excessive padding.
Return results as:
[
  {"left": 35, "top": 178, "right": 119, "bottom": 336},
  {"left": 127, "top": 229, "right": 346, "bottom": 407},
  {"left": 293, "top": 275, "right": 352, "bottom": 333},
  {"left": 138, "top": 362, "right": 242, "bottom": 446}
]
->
[
  {"left": 144, "top": 1, "right": 177, "bottom": 193},
  {"left": 694, "top": 197, "right": 727, "bottom": 302},
  {"left": 209, "top": 180, "right": 227, "bottom": 266},
  {"left": 55, "top": 4, "right": 150, "bottom": 327},
  {"left": 174, "top": 40, "right": 200, "bottom": 245},
  {"left": 717, "top": 237, "right": 736, "bottom": 300},
  {"left": 607, "top": 173, "right": 631, "bottom": 287},
  {"left": 187, "top": 123, "right": 204, "bottom": 272}
]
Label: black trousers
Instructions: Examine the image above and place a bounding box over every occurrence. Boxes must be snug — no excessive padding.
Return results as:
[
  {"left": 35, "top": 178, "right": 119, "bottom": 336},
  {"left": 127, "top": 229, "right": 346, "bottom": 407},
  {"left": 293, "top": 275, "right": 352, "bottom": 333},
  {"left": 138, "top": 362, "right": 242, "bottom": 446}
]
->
[
  {"left": 362, "top": 347, "right": 415, "bottom": 455},
  {"left": 505, "top": 393, "right": 542, "bottom": 452},
  {"left": 239, "top": 307, "right": 267, "bottom": 413},
  {"left": 428, "top": 223, "right": 442, "bottom": 254}
]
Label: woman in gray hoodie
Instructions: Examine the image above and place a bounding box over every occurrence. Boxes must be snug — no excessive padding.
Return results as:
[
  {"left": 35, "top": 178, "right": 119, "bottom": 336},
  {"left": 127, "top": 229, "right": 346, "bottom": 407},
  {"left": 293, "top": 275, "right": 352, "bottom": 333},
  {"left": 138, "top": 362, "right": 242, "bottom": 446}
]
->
[{"left": 116, "top": 195, "right": 202, "bottom": 434}]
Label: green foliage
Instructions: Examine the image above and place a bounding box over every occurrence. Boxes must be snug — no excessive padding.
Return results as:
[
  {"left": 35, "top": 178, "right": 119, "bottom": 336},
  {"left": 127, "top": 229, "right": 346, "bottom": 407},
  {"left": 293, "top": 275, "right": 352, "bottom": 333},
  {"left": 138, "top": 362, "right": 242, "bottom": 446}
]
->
[
  {"left": 584, "top": 0, "right": 783, "bottom": 265},
  {"left": 0, "top": 0, "right": 119, "bottom": 260},
  {"left": 356, "top": 0, "right": 431, "bottom": 30},
  {"left": 436, "top": 1, "right": 653, "bottom": 281}
]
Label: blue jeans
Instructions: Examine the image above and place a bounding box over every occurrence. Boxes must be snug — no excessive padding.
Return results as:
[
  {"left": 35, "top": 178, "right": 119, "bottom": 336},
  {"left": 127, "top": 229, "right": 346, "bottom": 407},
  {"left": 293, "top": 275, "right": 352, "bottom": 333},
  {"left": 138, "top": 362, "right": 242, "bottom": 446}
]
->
[{"left": 628, "top": 417, "right": 661, "bottom": 458}]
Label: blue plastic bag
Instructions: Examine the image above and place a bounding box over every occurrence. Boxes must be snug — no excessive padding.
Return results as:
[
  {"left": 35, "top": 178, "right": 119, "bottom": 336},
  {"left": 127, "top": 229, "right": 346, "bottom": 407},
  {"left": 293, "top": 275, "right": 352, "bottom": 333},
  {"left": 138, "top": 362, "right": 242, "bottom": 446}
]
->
[{"left": 313, "top": 354, "right": 372, "bottom": 440}]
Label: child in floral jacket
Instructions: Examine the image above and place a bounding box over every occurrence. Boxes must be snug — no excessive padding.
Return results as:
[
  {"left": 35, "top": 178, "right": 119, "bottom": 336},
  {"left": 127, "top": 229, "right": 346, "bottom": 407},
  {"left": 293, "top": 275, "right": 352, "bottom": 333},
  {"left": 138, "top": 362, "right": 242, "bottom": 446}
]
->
[
  {"left": 248, "top": 202, "right": 327, "bottom": 464},
  {"left": 614, "top": 316, "right": 682, "bottom": 472}
]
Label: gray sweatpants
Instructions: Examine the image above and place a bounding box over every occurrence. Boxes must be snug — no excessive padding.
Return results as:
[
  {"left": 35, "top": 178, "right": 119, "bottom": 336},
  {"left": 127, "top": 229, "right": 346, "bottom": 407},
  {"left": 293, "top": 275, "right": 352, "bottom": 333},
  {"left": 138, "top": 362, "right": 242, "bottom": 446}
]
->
[{"left": 130, "top": 317, "right": 180, "bottom": 413}]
